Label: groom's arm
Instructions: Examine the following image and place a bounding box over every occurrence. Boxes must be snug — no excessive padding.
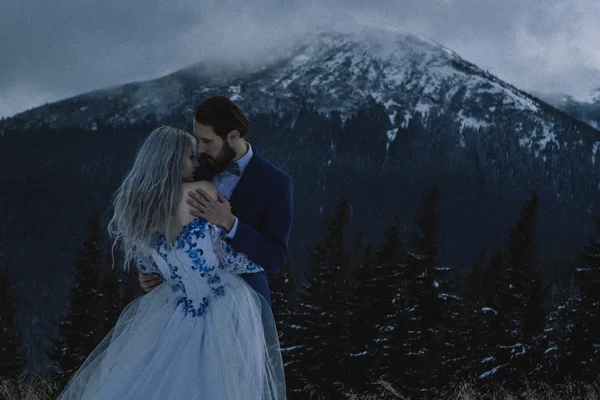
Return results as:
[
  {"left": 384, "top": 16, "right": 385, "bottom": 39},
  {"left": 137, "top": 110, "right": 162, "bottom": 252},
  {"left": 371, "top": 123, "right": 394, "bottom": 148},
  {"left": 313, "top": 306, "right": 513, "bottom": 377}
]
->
[{"left": 227, "top": 174, "right": 293, "bottom": 273}]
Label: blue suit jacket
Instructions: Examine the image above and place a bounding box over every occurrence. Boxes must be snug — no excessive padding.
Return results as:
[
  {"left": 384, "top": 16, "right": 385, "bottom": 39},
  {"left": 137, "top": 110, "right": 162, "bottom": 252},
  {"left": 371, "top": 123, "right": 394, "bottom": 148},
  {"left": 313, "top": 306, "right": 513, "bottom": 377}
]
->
[{"left": 196, "top": 149, "right": 293, "bottom": 307}]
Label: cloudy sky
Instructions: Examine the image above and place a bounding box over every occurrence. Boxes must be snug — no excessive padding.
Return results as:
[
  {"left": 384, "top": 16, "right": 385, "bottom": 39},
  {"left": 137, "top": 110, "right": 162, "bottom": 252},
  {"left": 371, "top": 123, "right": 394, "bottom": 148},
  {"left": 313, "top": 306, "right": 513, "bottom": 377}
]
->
[{"left": 1, "top": 0, "right": 600, "bottom": 118}]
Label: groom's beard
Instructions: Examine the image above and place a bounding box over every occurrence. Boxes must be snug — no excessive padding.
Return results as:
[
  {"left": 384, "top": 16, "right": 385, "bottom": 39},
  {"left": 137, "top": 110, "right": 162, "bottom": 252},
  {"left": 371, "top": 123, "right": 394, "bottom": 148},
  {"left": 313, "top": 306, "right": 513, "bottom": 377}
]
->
[{"left": 204, "top": 142, "right": 236, "bottom": 175}]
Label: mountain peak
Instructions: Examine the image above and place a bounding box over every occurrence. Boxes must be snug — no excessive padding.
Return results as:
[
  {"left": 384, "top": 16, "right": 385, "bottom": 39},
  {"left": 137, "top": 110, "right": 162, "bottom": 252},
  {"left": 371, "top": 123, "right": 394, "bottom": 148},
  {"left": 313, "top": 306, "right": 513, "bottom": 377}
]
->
[{"left": 2, "top": 27, "right": 543, "bottom": 138}]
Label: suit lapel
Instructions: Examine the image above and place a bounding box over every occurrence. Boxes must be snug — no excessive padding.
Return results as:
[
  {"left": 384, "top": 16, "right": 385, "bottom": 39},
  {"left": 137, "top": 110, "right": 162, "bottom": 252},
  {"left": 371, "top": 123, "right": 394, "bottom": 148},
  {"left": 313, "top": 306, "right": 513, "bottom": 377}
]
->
[{"left": 229, "top": 151, "right": 263, "bottom": 215}]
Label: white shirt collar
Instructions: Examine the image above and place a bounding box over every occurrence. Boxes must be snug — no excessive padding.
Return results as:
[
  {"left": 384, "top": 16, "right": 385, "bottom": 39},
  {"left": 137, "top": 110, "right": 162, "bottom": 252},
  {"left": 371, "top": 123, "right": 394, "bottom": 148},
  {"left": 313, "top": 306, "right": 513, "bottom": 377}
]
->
[{"left": 233, "top": 142, "right": 253, "bottom": 175}]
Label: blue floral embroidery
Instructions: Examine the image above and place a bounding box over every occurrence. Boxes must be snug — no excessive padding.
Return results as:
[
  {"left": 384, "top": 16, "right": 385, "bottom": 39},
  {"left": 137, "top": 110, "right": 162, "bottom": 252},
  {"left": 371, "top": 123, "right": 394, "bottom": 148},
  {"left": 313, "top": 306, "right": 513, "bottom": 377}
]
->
[
  {"left": 187, "top": 248, "right": 206, "bottom": 270},
  {"left": 176, "top": 296, "right": 210, "bottom": 317},
  {"left": 147, "top": 217, "right": 259, "bottom": 318},
  {"left": 151, "top": 218, "right": 229, "bottom": 318},
  {"left": 207, "top": 274, "right": 221, "bottom": 285},
  {"left": 212, "top": 286, "right": 225, "bottom": 296},
  {"left": 176, "top": 296, "right": 186, "bottom": 309},
  {"left": 194, "top": 297, "right": 209, "bottom": 316},
  {"left": 175, "top": 219, "right": 207, "bottom": 249},
  {"left": 135, "top": 253, "right": 163, "bottom": 277},
  {"left": 138, "top": 261, "right": 150, "bottom": 274},
  {"left": 218, "top": 240, "right": 260, "bottom": 272},
  {"left": 152, "top": 242, "right": 187, "bottom": 294}
]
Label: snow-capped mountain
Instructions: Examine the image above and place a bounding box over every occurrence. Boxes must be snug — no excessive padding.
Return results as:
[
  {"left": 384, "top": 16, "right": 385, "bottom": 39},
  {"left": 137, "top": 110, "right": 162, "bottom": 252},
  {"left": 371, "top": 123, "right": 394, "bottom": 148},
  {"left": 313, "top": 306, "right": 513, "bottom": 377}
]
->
[
  {"left": 1, "top": 28, "right": 600, "bottom": 375},
  {"left": 5, "top": 30, "right": 597, "bottom": 157}
]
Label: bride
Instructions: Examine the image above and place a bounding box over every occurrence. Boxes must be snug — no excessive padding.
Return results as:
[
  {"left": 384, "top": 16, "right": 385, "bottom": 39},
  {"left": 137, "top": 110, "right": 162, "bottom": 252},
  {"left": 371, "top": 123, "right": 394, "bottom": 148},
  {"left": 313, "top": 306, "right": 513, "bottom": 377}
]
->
[{"left": 57, "top": 126, "right": 286, "bottom": 399}]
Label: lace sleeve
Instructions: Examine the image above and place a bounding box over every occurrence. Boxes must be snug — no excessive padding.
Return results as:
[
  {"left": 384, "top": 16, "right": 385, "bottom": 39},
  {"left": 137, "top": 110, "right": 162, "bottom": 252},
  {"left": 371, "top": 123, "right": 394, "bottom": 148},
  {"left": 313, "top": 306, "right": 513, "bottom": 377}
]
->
[
  {"left": 208, "top": 223, "right": 264, "bottom": 275},
  {"left": 135, "top": 254, "right": 163, "bottom": 276}
]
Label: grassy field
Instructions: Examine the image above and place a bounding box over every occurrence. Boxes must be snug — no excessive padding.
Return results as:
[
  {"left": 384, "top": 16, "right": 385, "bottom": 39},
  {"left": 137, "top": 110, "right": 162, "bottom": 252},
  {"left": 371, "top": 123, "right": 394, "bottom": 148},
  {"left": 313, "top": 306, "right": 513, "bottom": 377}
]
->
[{"left": 2, "top": 375, "right": 600, "bottom": 399}]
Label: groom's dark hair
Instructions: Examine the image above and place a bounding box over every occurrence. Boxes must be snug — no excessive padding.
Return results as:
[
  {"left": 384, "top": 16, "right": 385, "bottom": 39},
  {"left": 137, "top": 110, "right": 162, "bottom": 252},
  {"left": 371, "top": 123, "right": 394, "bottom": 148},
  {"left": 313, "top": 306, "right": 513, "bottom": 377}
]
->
[{"left": 194, "top": 96, "right": 250, "bottom": 138}]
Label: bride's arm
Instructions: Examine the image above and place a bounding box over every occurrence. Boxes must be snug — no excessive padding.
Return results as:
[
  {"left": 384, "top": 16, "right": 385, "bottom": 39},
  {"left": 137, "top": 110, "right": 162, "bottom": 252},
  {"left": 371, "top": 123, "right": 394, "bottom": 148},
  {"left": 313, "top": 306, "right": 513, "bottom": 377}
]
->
[
  {"left": 177, "top": 181, "right": 262, "bottom": 273},
  {"left": 136, "top": 250, "right": 164, "bottom": 293},
  {"left": 209, "top": 223, "right": 264, "bottom": 275},
  {"left": 135, "top": 254, "right": 163, "bottom": 276}
]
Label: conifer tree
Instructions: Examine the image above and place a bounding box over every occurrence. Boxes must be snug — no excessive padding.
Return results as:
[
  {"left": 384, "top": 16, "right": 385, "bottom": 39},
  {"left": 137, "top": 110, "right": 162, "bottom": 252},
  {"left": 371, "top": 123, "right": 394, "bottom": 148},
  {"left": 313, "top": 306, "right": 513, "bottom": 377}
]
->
[
  {"left": 267, "top": 257, "right": 302, "bottom": 394},
  {"left": 541, "top": 277, "right": 580, "bottom": 384},
  {"left": 400, "top": 184, "right": 446, "bottom": 395},
  {"left": 572, "top": 216, "right": 600, "bottom": 380},
  {"left": 121, "top": 258, "right": 144, "bottom": 307},
  {"left": 456, "top": 245, "right": 489, "bottom": 380},
  {"left": 269, "top": 257, "right": 297, "bottom": 338},
  {"left": 290, "top": 199, "right": 352, "bottom": 397},
  {"left": 367, "top": 220, "right": 408, "bottom": 386},
  {"left": 341, "top": 234, "right": 371, "bottom": 393},
  {"left": 472, "top": 249, "right": 516, "bottom": 385},
  {"left": 473, "top": 192, "right": 544, "bottom": 388},
  {"left": 459, "top": 246, "right": 509, "bottom": 384},
  {"left": 49, "top": 212, "right": 105, "bottom": 377},
  {"left": 0, "top": 263, "right": 22, "bottom": 377},
  {"left": 504, "top": 191, "right": 545, "bottom": 381},
  {"left": 337, "top": 232, "right": 380, "bottom": 394},
  {"left": 100, "top": 252, "right": 122, "bottom": 336}
]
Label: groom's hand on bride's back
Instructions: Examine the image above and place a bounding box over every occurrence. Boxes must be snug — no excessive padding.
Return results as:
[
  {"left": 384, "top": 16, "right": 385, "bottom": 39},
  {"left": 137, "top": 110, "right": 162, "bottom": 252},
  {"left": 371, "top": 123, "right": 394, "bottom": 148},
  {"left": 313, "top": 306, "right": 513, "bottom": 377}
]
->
[{"left": 138, "top": 272, "right": 164, "bottom": 293}]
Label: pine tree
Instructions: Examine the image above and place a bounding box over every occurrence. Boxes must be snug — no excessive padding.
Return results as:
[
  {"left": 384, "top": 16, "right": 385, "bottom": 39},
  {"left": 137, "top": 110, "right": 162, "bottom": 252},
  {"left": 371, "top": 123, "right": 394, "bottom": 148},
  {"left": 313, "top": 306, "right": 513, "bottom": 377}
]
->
[
  {"left": 0, "top": 264, "right": 22, "bottom": 377},
  {"left": 49, "top": 212, "right": 105, "bottom": 377},
  {"left": 400, "top": 184, "right": 447, "bottom": 396},
  {"left": 267, "top": 257, "right": 302, "bottom": 394},
  {"left": 456, "top": 246, "right": 489, "bottom": 381},
  {"left": 504, "top": 191, "right": 545, "bottom": 382},
  {"left": 433, "top": 258, "right": 462, "bottom": 388},
  {"left": 289, "top": 199, "right": 352, "bottom": 398},
  {"left": 100, "top": 250, "right": 122, "bottom": 336},
  {"left": 462, "top": 246, "right": 488, "bottom": 364},
  {"left": 473, "top": 192, "right": 544, "bottom": 388},
  {"left": 121, "top": 258, "right": 144, "bottom": 307},
  {"left": 571, "top": 216, "right": 600, "bottom": 380},
  {"left": 342, "top": 234, "right": 369, "bottom": 388},
  {"left": 459, "top": 246, "right": 511, "bottom": 385},
  {"left": 541, "top": 277, "right": 580, "bottom": 384},
  {"left": 368, "top": 220, "right": 408, "bottom": 387},
  {"left": 468, "top": 249, "right": 509, "bottom": 384},
  {"left": 269, "top": 257, "right": 297, "bottom": 334},
  {"left": 337, "top": 232, "right": 378, "bottom": 394}
]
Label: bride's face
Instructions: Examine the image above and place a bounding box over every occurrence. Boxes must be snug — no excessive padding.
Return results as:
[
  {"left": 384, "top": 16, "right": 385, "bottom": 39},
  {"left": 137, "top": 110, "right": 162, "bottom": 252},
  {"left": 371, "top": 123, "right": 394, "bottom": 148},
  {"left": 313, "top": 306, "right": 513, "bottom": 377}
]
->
[{"left": 181, "top": 146, "right": 199, "bottom": 182}]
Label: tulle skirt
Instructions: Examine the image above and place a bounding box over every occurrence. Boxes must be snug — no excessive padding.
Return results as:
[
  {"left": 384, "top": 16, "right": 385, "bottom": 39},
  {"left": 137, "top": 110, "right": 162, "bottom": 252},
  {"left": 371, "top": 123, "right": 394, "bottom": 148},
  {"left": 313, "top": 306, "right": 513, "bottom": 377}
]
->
[{"left": 56, "top": 271, "right": 286, "bottom": 400}]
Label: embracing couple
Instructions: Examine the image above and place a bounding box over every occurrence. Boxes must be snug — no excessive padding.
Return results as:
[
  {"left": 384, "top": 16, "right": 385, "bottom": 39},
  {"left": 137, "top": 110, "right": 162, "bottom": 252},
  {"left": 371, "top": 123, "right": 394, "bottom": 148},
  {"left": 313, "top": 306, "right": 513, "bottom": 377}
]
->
[{"left": 57, "top": 96, "right": 293, "bottom": 399}]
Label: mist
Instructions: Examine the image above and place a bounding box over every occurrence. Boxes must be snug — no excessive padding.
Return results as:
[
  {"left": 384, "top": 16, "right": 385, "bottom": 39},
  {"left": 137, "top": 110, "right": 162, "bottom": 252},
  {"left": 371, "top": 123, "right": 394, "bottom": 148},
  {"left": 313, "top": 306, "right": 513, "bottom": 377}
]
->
[{"left": 2, "top": 0, "right": 600, "bottom": 118}]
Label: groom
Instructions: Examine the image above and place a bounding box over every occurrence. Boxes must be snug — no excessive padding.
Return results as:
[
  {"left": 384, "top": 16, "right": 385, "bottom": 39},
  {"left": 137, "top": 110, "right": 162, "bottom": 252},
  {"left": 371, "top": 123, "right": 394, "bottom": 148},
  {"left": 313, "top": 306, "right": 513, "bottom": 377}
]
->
[{"left": 138, "top": 96, "right": 294, "bottom": 307}]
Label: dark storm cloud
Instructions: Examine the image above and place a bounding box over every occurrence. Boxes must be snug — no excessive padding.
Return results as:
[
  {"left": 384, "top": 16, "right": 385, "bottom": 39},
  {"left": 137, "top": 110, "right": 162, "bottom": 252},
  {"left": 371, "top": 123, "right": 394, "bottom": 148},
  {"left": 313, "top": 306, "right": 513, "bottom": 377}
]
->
[{"left": 1, "top": 0, "right": 599, "bottom": 117}]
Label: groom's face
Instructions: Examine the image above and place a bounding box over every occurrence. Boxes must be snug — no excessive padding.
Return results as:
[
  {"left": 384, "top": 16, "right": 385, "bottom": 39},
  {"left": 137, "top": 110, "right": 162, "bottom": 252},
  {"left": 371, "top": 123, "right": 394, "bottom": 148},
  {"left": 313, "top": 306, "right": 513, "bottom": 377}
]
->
[{"left": 193, "top": 121, "right": 236, "bottom": 174}]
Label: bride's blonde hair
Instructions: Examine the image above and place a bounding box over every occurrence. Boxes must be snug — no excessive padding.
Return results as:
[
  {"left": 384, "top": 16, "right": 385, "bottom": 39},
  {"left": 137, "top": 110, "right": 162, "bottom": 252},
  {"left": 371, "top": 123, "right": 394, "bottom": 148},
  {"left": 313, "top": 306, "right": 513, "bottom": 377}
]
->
[{"left": 108, "top": 126, "right": 195, "bottom": 270}]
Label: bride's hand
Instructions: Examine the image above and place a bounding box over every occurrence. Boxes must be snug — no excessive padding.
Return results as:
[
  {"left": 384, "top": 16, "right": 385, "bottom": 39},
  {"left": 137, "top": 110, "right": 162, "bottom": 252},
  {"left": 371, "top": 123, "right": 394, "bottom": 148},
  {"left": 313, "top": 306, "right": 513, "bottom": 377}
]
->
[{"left": 139, "top": 271, "right": 164, "bottom": 293}]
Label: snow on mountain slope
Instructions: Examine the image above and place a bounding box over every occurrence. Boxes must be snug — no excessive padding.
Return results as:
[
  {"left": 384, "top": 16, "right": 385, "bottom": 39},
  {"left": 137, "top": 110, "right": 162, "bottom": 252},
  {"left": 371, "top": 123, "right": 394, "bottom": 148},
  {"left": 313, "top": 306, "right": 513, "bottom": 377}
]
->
[{"left": 2, "top": 29, "right": 597, "bottom": 161}]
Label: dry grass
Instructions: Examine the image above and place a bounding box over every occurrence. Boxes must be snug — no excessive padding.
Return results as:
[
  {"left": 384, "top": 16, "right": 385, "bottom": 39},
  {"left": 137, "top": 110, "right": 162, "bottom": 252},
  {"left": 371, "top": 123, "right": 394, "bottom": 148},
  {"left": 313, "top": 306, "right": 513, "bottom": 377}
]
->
[
  {"left": 0, "top": 374, "right": 62, "bottom": 400},
  {"left": 436, "top": 379, "right": 600, "bottom": 400},
  {"left": 2, "top": 375, "right": 600, "bottom": 400},
  {"left": 342, "top": 379, "right": 600, "bottom": 400}
]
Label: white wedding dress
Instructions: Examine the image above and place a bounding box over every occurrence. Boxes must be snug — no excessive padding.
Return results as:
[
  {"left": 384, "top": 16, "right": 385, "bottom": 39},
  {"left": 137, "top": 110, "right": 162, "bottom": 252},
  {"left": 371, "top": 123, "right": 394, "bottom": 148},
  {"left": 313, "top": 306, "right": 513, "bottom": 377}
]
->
[{"left": 57, "top": 217, "right": 286, "bottom": 400}]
